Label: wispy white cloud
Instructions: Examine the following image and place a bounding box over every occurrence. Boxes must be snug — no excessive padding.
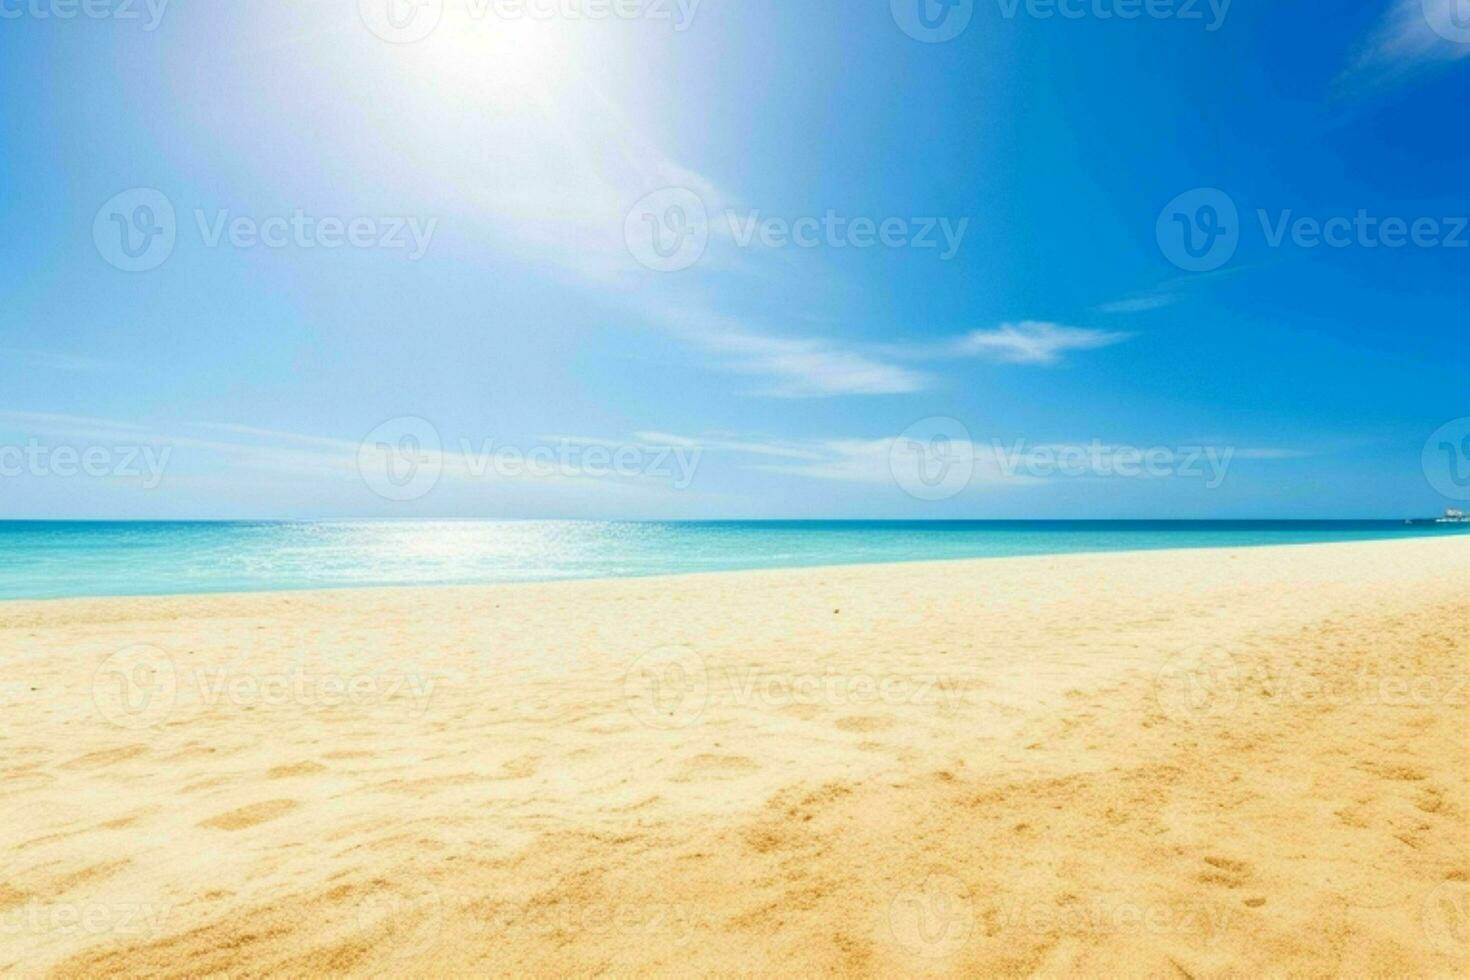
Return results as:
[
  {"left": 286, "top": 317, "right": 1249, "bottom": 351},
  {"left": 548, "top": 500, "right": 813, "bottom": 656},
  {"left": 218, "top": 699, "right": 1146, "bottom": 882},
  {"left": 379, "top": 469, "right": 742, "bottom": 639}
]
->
[
  {"left": 469, "top": 115, "right": 928, "bottom": 396},
  {"left": 646, "top": 315, "right": 1122, "bottom": 398},
  {"left": 652, "top": 428, "right": 1309, "bottom": 490},
  {"left": 642, "top": 429, "right": 1031, "bottom": 488},
  {"left": 0, "top": 412, "right": 353, "bottom": 482},
  {"left": 1096, "top": 263, "right": 1260, "bottom": 317},
  {"left": 468, "top": 80, "right": 740, "bottom": 284},
  {"left": 0, "top": 412, "right": 699, "bottom": 492},
  {"left": 633, "top": 432, "right": 829, "bottom": 460},
  {"left": 457, "top": 63, "right": 1119, "bottom": 396},
  {"left": 1097, "top": 295, "right": 1177, "bottom": 314},
  {"left": 741, "top": 437, "right": 1036, "bottom": 487},
  {"left": 636, "top": 302, "right": 930, "bottom": 398},
  {"left": 703, "top": 332, "right": 929, "bottom": 397},
  {"left": 1344, "top": 0, "right": 1470, "bottom": 86},
  {"left": 646, "top": 305, "right": 1126, "bottom": 398},
  {"left": 1009, "top": 441, "right": 1309, "bottom": 465},
  {"left": 896, "top": 321, "right": 1132, "bottom": 366}
]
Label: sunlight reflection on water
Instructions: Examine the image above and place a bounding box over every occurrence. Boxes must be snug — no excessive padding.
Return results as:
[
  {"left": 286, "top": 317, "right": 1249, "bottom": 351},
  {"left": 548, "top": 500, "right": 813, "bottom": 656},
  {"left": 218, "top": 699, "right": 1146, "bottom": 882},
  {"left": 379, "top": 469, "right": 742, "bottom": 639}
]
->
[{"left": 1, "top": 520, "right": 1466, "bottom": 600}]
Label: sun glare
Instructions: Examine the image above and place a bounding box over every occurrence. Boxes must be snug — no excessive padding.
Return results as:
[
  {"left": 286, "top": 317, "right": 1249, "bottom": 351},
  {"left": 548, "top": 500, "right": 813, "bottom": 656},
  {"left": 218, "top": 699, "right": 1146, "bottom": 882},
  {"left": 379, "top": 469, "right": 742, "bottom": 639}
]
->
[{"left": 413, "top": 14, "right": 572, "bottom": 95}]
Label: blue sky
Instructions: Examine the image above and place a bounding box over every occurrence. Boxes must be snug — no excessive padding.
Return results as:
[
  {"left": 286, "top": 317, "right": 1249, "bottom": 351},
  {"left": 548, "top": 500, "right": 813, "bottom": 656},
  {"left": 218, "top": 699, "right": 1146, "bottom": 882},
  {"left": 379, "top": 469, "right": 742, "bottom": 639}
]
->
[{"left": 2, "top": 0, "right": 1468, "bottom": 519}]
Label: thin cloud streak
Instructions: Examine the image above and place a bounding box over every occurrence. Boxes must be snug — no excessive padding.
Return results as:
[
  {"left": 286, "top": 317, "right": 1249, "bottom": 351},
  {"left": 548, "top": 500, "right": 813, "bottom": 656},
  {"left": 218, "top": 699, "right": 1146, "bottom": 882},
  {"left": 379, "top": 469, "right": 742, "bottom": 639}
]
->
[
  {"left": 654, "top": 429, "right": 1309, "bottom": 489},
  {"left": 1341, "top": 0, "right": 1470, "bottom": 90},
  {"left": 883, "top": 321, "right": 1132, "bottom": 367},
  {"left": 1097, "top": 295, "right": 1177, "bottom": 314},
  {"left": 0, "top": 412, "right": 692, "bottom": 492},
  {"left": 464, "top": 71, "right": 1123, "bottom": 397},
  {"left": 941, "top": 322, "right": 1132, "bottom": 365}
]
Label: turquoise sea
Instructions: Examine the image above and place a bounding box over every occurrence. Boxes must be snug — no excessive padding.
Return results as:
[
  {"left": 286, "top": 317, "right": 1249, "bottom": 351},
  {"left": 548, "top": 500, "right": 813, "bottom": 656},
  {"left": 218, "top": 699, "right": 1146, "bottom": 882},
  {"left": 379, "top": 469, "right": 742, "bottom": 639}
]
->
[{"left": 1, "top": 520, "right": 1468, "bottom": 601}]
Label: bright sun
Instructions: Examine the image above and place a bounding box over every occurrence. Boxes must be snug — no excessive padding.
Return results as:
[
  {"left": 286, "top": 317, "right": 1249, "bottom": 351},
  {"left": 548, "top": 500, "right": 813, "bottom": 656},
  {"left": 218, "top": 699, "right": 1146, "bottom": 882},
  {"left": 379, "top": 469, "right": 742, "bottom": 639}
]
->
[{"left": 412, "top": 13, "right": 572, "bottom": 95}]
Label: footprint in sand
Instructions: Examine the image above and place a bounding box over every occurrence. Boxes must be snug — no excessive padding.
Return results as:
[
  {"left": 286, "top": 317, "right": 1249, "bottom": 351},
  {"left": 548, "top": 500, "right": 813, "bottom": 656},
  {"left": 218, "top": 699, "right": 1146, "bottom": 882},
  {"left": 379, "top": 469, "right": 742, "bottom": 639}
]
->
[
  {"left": 199, "top": 799, "right": 300, "bottom": 830},
  {"left": 1415, "top": 786, "right": 1446, "bottom": 813},
  {"left": 1421, "top": 878, "right": 1470, "bottom": 958},
  {"left": 1198, "top": 855, "right": 1253, "bottom": 889}
]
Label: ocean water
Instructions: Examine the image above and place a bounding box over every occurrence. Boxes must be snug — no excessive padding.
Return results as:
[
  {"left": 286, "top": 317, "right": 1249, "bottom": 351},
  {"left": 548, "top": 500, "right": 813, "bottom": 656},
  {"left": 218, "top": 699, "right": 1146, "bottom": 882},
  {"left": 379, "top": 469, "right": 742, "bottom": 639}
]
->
[{"left": 0, "top": 520, "right": 1467, "bottom": 601}]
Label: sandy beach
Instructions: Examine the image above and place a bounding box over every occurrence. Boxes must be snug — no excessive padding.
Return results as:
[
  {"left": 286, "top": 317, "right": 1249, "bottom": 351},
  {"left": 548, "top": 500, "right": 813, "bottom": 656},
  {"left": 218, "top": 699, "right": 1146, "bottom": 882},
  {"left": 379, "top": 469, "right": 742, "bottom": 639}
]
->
[{"left": 1, "top": 536, "right": 1467, "bottom": 976}]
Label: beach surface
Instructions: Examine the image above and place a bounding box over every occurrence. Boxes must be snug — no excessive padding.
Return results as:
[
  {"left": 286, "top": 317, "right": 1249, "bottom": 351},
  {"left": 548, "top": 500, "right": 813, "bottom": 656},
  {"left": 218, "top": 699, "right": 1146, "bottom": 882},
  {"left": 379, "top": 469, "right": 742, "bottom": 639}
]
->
[{"left": 2, "top": 537, "right": 1467, "bottom": 976}]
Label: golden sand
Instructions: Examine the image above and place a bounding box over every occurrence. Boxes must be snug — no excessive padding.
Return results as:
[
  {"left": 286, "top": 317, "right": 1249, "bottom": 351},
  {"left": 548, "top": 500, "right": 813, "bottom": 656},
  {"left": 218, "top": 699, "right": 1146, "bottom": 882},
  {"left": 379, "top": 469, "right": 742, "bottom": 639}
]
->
[{"left": 1, "top": 537, "right": 1467, "bottom": 976}]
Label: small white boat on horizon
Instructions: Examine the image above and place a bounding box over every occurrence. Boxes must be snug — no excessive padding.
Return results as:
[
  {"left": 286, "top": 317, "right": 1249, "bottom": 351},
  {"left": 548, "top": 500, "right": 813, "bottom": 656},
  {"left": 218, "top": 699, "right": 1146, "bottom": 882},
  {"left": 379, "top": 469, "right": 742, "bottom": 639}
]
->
[{"left": 1405, "top": 508, "right": 1470, "bottom": 525}]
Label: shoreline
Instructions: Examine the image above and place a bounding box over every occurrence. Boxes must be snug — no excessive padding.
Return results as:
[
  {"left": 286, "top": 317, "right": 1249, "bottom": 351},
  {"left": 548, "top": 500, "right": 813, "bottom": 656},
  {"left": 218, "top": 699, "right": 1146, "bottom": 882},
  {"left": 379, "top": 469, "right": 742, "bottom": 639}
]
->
[
  {"left": 3, "top": 535, "right": 1467, "bottom": 975},
  {"left": 4, "top": 528, "right": 1470, "bottom": 607}
]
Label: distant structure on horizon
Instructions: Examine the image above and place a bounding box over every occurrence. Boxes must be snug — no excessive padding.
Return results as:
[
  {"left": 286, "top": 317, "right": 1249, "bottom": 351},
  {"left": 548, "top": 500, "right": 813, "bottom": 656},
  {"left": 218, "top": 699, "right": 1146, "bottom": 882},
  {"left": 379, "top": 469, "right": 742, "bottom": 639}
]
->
[{"left": 1408, "top": 508, "right": 1470, "bottom": 525}]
